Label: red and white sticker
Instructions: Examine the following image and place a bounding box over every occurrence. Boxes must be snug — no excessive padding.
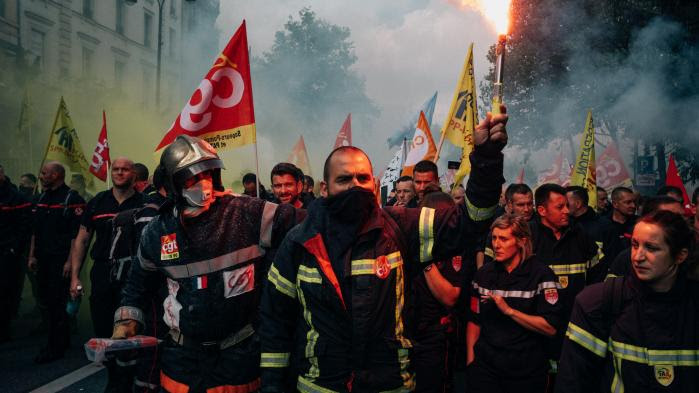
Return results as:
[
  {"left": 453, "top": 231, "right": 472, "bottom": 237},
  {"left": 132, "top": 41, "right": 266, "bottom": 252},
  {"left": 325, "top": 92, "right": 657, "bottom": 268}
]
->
[
  {"left": 160, "top": 233, "right": 180, "bottom": 260},
  {"left": 223, "top": 264, "right": 255, "bottom": 298},
  {"left": 452, "top": 256, "right": 462, "bottom": 272},
  {"left": 544, "top": 288, "right": 559, "bottom": 305},
  {"left": 375, "top": 255, "right": 390, "bottom": 279}
]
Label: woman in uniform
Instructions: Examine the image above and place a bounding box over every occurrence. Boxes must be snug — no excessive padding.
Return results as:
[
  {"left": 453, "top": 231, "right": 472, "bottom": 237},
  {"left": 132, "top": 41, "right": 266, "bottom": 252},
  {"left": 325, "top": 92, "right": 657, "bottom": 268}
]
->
[
  {"left": 556, "top": 210, "right": 699, "bottom": 392},
  {"left": 467, "top": 214, "right": 563, "bottom": 393}
]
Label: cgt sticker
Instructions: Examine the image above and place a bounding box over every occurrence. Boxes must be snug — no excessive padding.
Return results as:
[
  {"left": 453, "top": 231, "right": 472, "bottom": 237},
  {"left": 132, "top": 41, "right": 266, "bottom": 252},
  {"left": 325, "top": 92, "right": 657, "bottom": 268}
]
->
[
  {"left": 160, "top": 233, "right": 180, "bottom": 260},
  {"left": 375, "top": 255, "right": 390, "bottom": 279}
]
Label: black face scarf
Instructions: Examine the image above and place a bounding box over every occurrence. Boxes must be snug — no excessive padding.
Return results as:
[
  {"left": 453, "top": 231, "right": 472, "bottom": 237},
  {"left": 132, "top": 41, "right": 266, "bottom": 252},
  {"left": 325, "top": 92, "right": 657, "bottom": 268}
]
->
[{"left": 326, "top": 186, "right": 378, "bottom": 226}]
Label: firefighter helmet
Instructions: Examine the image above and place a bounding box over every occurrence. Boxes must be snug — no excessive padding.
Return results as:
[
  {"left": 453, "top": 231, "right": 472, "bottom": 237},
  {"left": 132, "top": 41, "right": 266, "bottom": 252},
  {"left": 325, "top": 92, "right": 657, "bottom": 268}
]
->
[{"left": 159, "top": 135, "right": 224, "bottom": 195}]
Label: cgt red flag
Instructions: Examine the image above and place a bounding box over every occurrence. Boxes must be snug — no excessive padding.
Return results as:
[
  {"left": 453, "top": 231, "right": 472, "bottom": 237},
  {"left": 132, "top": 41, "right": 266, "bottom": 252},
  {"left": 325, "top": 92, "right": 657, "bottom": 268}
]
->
[
  {"left": 288, "top": 136, "right": 312, "bottom": 176},
  {"left": 156, "top": 20, "right": 256, "bottom": 151},
  {"left": 665, "top": 155, "right": 691, "bottom": 212},
  {"left": 89, "top": 110, "right": 110, "bottom": 182},
  {"left": 333, "top": 113, "right": 352, "bottom": 149}
]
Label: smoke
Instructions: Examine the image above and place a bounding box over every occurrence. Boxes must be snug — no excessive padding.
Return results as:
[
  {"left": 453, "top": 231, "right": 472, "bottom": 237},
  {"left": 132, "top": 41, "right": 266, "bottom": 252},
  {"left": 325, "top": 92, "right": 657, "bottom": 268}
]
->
[{"left": 501, "top": 2, "right": 699, "bottom": 183}]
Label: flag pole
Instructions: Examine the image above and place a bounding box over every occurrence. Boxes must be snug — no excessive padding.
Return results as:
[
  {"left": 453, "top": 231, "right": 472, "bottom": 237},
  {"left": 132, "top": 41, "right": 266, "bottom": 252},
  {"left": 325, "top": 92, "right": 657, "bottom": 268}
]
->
[
  {"left": 254, "top": 127, "right": 260, "bottom": 198},
  {"left": 37, "top": 97, "right": 62, "bottom": 178}
]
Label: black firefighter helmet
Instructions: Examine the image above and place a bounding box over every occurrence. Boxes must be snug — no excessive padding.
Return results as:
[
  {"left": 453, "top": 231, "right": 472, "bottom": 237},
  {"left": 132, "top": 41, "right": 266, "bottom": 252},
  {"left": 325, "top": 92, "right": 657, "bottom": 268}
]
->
[{"left": 159, "top": 135, "right": 225, "bottom": 198}]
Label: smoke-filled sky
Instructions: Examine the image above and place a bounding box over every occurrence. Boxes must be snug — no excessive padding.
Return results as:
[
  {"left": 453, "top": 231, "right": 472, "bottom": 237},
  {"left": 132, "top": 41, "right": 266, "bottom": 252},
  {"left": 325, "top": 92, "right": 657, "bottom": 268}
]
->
[{"left": 216, "top": 0, "right": 498, "bottom": 178}]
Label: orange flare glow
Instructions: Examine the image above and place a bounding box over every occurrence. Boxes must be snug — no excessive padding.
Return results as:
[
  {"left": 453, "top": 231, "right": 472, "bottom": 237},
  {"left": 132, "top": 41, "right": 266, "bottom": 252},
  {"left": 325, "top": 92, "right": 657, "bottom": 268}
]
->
[{"left": 457, "top": 0, "right": 512, "bottom": 34}]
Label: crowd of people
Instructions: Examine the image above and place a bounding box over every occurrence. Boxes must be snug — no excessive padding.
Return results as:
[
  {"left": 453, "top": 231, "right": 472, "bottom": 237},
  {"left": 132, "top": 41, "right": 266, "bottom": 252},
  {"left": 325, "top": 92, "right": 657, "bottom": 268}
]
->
[{"left": 1, "top": 106, "right": 698, "bottom": 393}]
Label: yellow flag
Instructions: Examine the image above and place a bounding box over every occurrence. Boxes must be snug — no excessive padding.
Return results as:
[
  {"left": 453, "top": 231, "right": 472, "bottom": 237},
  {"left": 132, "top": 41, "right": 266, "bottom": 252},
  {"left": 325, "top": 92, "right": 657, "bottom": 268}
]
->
[
  {"left": 570, "top": 110, "right": 597, "bottom": 209},
  {"left": 444, "top": 44, "right": 478, "bottom": 187},
  {"left": 41, "top": 97, "right": 95, "bottom": 191}
]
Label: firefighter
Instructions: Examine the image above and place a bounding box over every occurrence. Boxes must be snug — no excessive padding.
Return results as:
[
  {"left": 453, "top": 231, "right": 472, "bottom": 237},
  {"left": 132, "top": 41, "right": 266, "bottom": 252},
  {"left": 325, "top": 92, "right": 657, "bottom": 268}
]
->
[
  {"left": 413, "top": 192, "right": 464, "bottom": 392},
  {"left": 0, "top": 165, "right": 32, "bottom": 343},
  {"left": 112, "top": 135, "right": 303, "bottom": 393},
  {"left": 259, "top": 106, "right": 507, "bottom": 393},
  {"left": 467, "top": 214, "right": 563, "bottom": 393},
  {"left": 556, "top": 210, "right": 699, "bottom": 393},
  {"left": 28, "top": 162, "right": 86, "bottom": 363},
  {"left": 69, "top": 157, "right": 144, "bottom": 391}
]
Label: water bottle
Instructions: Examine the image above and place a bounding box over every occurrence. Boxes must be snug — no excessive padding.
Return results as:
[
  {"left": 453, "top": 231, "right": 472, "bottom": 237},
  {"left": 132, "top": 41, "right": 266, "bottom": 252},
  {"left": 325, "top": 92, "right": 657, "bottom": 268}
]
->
[{"left": 66, "top": 285, "right": 83, "bottom": 316}]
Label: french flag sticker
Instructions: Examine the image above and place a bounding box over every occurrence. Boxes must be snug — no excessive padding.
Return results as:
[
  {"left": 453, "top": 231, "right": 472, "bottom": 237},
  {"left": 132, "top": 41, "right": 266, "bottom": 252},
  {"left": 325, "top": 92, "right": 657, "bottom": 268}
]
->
[{"left": 196, "top": 276, "right": 208, "bottom": 290}]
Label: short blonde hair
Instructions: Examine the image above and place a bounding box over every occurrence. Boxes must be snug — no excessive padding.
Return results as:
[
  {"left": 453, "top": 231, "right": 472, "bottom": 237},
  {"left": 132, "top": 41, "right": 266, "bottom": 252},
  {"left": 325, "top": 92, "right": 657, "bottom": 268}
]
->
[{"left": 490, "top": 214, "right": 533, "bottom": 261}]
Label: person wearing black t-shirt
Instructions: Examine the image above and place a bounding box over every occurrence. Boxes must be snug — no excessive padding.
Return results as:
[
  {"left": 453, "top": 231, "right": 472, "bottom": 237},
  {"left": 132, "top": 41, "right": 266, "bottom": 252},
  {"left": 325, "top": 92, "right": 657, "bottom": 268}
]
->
[
  {"left": 69, "top": 157, "right": 144, "bottom": 391},
  {"left": 28, "top": 162, "right": 86, "bottom": 363},
  {"left": 467, "top": 214, "right": 563, "bottom": 393}
]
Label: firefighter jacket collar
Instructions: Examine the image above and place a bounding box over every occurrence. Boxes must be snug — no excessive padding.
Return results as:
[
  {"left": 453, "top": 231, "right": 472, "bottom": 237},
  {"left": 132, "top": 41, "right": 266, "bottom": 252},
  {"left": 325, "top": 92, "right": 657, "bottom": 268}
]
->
[{"left": 493, "top": 255, "right": 536, "bottom": 277}]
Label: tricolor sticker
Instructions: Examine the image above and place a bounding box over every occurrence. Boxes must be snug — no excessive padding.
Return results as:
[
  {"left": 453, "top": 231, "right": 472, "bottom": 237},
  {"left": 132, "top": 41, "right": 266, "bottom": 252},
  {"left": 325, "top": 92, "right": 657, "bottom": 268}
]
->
[
  {"left": 160, "top": 233, "right": 179, "bottom": 260},
  {"left": 195, "top": 275, "right": 208, "bottom": 290},
  {"left": 544, "top": 288, "right": 559, "bottom": 305}
]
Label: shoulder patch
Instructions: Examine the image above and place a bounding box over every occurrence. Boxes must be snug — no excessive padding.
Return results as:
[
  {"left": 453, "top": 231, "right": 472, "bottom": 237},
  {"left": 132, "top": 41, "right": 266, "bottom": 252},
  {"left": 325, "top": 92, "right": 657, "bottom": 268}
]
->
[
  {"left": 160, "top": 233, "right": 179, "bottom": 260},
  {"left": 544, "top": 288, "right": 559, "bottom": 305}
]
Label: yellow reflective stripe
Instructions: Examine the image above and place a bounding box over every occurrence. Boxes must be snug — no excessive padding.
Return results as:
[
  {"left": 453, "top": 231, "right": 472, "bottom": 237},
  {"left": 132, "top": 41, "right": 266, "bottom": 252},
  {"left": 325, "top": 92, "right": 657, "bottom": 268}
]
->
[
  {"left": 297, "top": 275, "right": 320, "bottom": 378},
  {"left": 298, "top": 265, "right": 322, "bottom": 284},
  {"left": 465, "top": 197, "right": 497, "bottom": 222},
  {"left": 566, "top": 323, "right": 607, "bottom": 358},
  {"left": 393, "top": 347, "right": 415, "bottom": 392},
  {"left": 484, "top": 247, "right": 494, "bottom": 258},
  {"left": 351, "top": 251, "right": 403, "bottom": 276},
  {"left": 297, "top": 376, "right": 337, "bottom": 393},
  {"left": 605, "top": 273, "right": 619, "bottom": 281},
  {"left": 419, "top": 208, "right": 435, "bottom": 263},
  {"left": 268, "top": 264, "right": 296, "bottom": 299},
  {"left": 394, "top": 265, "right": 412, "bottom": 349},
  {"left": 611, "top": 353, "right": 624, "bottom": 393},
  {"left": 260, "top": 352, "right": 290, "bottom": 368},
  {"left": 609, "top": 339, "right": 699, "bottom": 366},
  {"left": 549, "top": 263, "right": 587, "bottom": 275}
]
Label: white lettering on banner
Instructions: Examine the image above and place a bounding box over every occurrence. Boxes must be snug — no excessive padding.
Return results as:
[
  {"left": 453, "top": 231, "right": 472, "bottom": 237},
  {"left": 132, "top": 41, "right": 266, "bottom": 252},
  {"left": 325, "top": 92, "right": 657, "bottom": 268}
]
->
[
  {"left": 223, "top": 264, "right": 255, "bottom": 298},
  {"left": 179, "top": 67, "right": 245, "bottom": 132},
  {"left": 91, "top": 140, "right": 108, "bottom": 170},
  {"left": 597, "top": 160, "right": 622, "bottom": 188}
]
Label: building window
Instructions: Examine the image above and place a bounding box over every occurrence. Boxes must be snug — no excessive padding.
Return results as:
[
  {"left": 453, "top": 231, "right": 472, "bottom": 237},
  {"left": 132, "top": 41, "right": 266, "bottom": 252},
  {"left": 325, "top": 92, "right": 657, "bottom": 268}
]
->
[
  {"left": 82, "top": 47, "right": 95, "bottom": 79},
  {"left": 116, "top": 0, "right": 125, "bottom": 34},
  {"left": 0, "top": 0, "right": 6, "bottom": 19},
  {"left": 29, "top": 29, "right": 46, "bottom": 70},
  {"left": 114, "top": 61, "right": 125, "bottom": 86},
  {"left": 169, "top": 28, "right": 176, "bottom": 57},
  {"left": 144, "top": 12, "right": 153, "bottom": 48},
  {"left": 83, "top": 0, "right": 94, "bottom": 19}
]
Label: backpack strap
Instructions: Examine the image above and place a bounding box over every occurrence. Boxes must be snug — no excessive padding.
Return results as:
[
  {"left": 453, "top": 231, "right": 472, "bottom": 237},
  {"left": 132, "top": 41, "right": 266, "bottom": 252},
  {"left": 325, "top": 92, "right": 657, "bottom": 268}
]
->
[{"left": 601, "top": 275, "right": 627, "bottom": 325}]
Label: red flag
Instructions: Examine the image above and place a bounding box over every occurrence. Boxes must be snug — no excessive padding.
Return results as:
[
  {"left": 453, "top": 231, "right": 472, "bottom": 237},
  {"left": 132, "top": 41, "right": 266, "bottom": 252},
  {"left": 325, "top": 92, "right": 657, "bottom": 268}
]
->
[
  {"left": 665, "top": 155, "right": 690, "bottom": 210},
  {"left": 89, "top": 110, "right": 110, "bottom": 182},
  {"left": 538, "top": 153, "right": 562, "bottom": 185},
  {"left": 288, "top": 136, "right": 312, "bottom": 176},
  {"left": 156, "top": 20, "right": 256, "bottom": 151},
  {"left": 333, "top": 113, "right": 352, "bottom": 149},
  {"left": 597, "top": 141, "right": 632, "bottom": 189},
  {"left": 516, "top": 167, "right": 525, "bottom": 184}
]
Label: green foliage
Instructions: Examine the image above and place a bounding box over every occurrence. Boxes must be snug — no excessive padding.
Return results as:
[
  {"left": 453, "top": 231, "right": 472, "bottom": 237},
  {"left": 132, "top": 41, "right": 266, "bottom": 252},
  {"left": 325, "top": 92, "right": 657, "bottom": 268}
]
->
[{"left": 252, "top": 7, "right": 378, "bottom": 138}]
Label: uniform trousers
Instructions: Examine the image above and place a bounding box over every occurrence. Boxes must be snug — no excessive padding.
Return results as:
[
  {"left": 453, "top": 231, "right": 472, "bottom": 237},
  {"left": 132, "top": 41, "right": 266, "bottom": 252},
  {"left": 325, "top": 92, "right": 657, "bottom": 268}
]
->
[
  {"left": 1, "top": 250, "right": 23, "bottom": 339},
  {"left": 467, "top": 359, "right": 548, "bottom": 393},
  {"left": 36, "top": 254, "right": 71, "bottom": 354}
]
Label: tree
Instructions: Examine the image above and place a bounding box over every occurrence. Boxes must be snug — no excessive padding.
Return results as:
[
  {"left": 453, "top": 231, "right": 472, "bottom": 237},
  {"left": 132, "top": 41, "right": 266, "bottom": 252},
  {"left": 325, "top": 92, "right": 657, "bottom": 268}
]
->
[
  {"left": 479, "top": 0, "right": 699, "bottom": 183},
  {"left": 252, "top": 8, "right": 378, "bottom": 143}
]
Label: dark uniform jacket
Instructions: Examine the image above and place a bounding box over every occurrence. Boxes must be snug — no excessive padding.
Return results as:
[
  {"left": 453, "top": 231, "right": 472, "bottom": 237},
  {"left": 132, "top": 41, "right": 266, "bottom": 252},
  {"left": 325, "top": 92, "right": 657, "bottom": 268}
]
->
[
  {"left": 600, "top": 215, "right": 637, "bottom": 267},
  {"left": 0, "top": 180, "right": 32, "bottom": 253},
  {"left": 570, "top": 207, "right": 610, "bottom": 283},
  {"left": 556, "top": 274, "right": 699, "bottom": 393},
  {"left": 117, "top": 195, "right": 302, "bottom": 344},
  {"left": 469, "top": 256, "right": 563, "bottom": 377},
  {"left": 33, "top": 184, "right": 85, "bottom": 259},
  {"left": 529, "top": 221, "right": 599, "bottom": 359},
  {"left": 260, "top": 151, "right": 503, "bottom": 393}
]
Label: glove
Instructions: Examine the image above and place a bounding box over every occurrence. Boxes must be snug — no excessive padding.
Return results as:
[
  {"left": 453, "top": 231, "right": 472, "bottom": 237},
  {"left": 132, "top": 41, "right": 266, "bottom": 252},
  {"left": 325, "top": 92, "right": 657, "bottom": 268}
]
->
[
  {"left": 473, "top": 105, "right": 508, "bottom": 157},
  {"left": 111, "top": 319, "right": 139, "bottom": 339}
]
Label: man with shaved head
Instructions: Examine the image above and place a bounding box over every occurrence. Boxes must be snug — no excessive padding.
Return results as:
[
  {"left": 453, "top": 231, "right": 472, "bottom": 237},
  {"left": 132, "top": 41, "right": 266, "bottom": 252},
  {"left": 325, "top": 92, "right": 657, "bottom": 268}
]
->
[
  {"left": 260, "top": 106, "right": 509, "bottom": 392},
  {"left": 28, "top": 161, "right": 86, "bottom": 363},
  {"left": 68, "top": 157, "right": 144, "bottom": 388}
]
